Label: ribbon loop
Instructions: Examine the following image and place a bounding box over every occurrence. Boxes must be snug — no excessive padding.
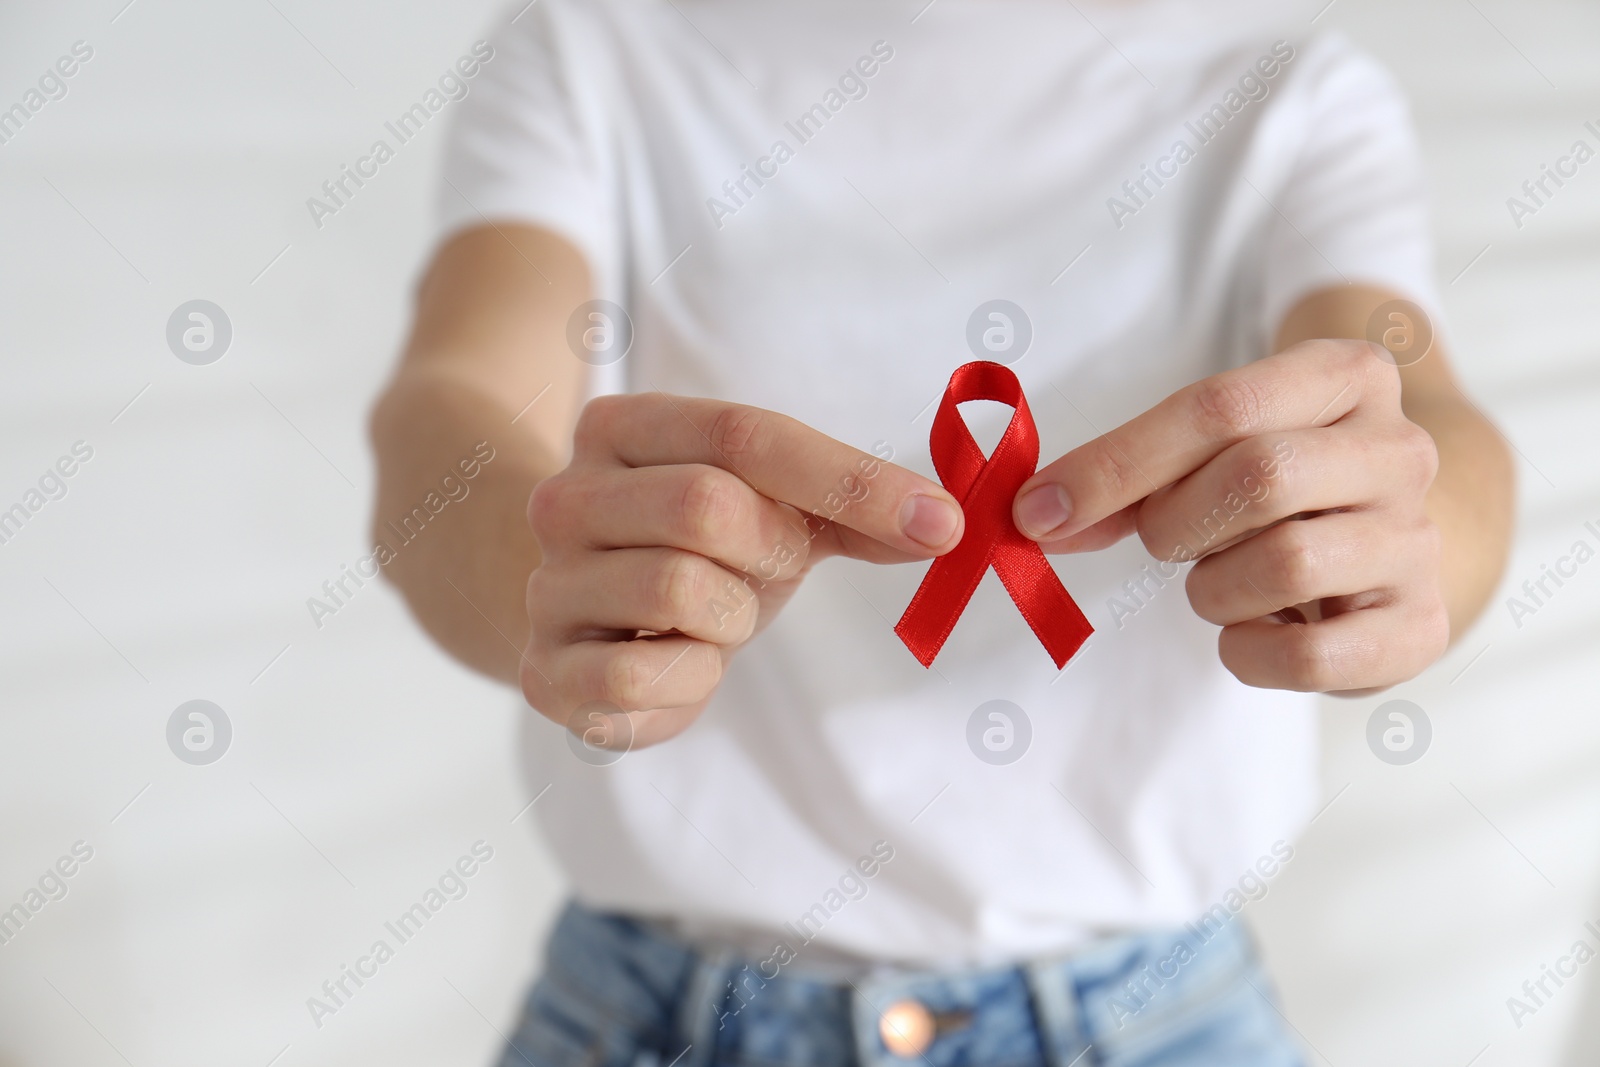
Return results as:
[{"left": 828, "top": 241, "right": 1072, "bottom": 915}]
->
[{"left": 895, "top": 361, "right": 1093, "bottom": 669}]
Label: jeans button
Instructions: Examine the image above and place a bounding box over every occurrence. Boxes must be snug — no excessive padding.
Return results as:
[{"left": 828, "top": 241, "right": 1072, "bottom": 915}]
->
[{"left": 878, "top": 999, "right": 935, "bottom": 1057}]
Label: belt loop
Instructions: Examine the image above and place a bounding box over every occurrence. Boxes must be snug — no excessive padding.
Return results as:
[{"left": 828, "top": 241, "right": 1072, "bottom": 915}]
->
[
  {"left": 1024, "top": 957, "right": 1091, "bottom": 1067},
  {"left": 671, "top": 951, "right": 735, "bottom": 1067}
]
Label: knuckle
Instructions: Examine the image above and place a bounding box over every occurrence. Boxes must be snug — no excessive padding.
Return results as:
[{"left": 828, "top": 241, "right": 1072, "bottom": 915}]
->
[
  {"left": 518, "top": 653, "right": 550, "bottom": 709},
  {"left": 1417, "top": 600, "right": 1451, "bottom": 658},
  {"left": 1239, "top": 436, "right": 1287, "bottom": 484},
  {"left": 1133, "top": 498, "right": 1190, "bottom": 564},
  {"left": 754, "top": 529, "right": 810, "bottom": 584},
  {"left": 523, "top": 569, "right": 568, "bottom": 648},
  {"left": 1132, "top": 502, "right": 1166, "bottom": 558},
  {"left": 705, "top": 404, "right": 769, "bottom": 468},
  {"left": 1353, "top": 339, "right": 1403, "bottom": 393},
  {"left": 527, "top": 475, "right": 568, "bottom": 535},
  {"left": 1085, "top": 438, "right": 1144, "bottom": 501},
  {"left": 707, "top": 573, "right": 756, "bottom": 634},
  {"left": 524, "top": 565, "right": 552, "bottom": 614},
  {"left": 1337, "top": 336, "right": 1380, "bottom": 367},
  {"left": 1192, "top": 374, "right": 1271, "bottom": 439},
  {"left": 1263, "top": 525, "right": 1319, "bottom": 598},
  {"left": 732, "top": 593, "right": 761, "bottom": 641},
  {"left": 703, "top": 645, "right": 725, "bottom": 691},
  {"left": 1416, "top": 517, "right": 1443, "bottom": 565},
  {"left": 679, "top": 468, "right": 742, "bottom": 545},
  {"left": 651, "top": 551, "right": 703, "bottom": 622},
  {"left": 1398, "top": 423, "right": 1440, "bottom": 486},
  {"left": 516, "top": 632, "right": 559, "bottom": 711},
  {"left": 600, "top": 649, "right": 652, "bottom": 711},
  {"left": 1227, "top": 440, "right": 1292, "bottom": 512},
  {"left": 777, "top": 530, "right": 812, "bottom": 572},
  {"left": 1328, "top": 336, "right": 1383, "bottom": 376},
  {"left": 1184, "top": 563, "right": 1227, "bottom": 623},
  {"left": 1402, "top": 524, "right": 1449, "bottom": 656},
  {"left": 573, "top": 393, "right": 626, "bottom": 452},
  {"left": 1281, "top": 631, "right": 1338, "bottom": 692},
  {"left": 524, "top": 470, "right": 582, "bottom": 547}
]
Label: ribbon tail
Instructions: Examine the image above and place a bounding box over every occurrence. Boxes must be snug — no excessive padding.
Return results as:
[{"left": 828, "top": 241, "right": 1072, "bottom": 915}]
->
[
  {"left": 992, "top": 542, "right": 1095, "bottom": 670},
  {"left": 894, "top": 543, "right": 993, "bottom": 668}
]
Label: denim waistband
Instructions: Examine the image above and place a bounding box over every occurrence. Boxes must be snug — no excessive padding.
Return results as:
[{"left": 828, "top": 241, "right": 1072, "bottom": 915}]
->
[{"left": 513, "top": 901, "right": 1276, "bottom": 1067}]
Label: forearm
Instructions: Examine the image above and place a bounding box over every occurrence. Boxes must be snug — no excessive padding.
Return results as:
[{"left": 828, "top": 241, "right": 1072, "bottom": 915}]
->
[
  {"left": 369, "top": 224, "right": 591, "bottom": 684},
  {"left": 369, "top": 369, "right": 561, "bottom": 684},
  {"left": 1402, "top": 388, "right": 1515, "bottom": 640}
]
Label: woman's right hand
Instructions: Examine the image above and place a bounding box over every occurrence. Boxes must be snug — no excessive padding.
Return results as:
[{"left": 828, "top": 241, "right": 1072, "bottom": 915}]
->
[{"left": 520, "top": 392, "right": 964, "bottom": 749}]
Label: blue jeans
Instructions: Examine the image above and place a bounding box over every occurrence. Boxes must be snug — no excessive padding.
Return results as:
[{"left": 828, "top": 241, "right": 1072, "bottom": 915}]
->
[{"left": 495, "top": 902, "right": 1306, "bottom": 1067}]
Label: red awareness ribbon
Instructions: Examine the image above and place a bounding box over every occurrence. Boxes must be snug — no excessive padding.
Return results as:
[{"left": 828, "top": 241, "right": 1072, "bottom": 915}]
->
[{"left": 895, "top": 361, "right": 1094, "bottom": 669}]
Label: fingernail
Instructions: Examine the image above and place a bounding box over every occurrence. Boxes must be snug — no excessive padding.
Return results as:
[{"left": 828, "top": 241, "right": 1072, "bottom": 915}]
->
[
  {"left": 900, "top": 494, "right": 960, "bottom": 549},
  {"left": 1016, "top": 484, "right": 1071, "bottom": 539}
]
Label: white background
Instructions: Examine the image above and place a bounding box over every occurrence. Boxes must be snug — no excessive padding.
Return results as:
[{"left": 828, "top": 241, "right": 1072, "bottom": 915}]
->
[{"left": 0, "top": 1, "right": 1597, "bottom": 1065}]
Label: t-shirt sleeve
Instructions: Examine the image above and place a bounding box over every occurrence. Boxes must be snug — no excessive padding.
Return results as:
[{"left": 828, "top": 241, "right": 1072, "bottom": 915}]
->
[
  {"left": 436, "top": 5, "right": 618, "bottom": 284},
  {"left": 1257, "top": 35, "right": 1442, "bottom": 347}
]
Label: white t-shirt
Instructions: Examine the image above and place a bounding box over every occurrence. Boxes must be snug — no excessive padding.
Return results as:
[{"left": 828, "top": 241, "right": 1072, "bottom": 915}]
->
[{"left": 439, "top": 0, "right": 1440, "bottom": 967}]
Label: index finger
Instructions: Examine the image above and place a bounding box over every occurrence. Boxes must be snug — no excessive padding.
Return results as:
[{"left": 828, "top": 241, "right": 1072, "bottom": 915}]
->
[
  {"left": 1013, "top": 341, "right": 1392, "bottom": 544},
  {"left": 575, "top": 393, "right": 964, "bottom": 558}
]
